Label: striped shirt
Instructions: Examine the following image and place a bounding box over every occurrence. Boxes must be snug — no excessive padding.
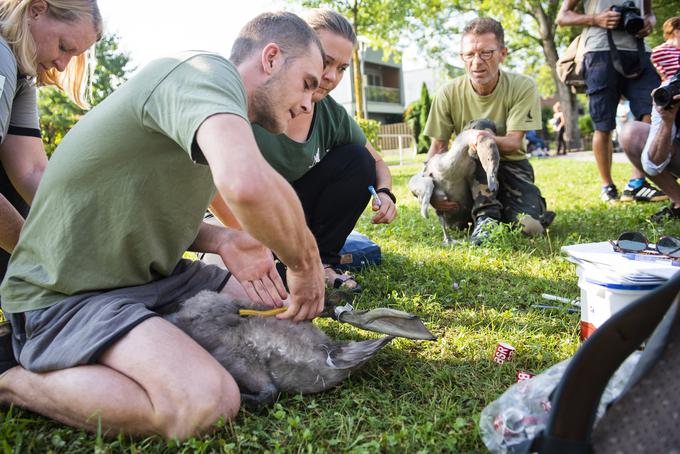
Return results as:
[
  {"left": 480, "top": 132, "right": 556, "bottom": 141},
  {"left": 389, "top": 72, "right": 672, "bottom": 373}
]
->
[{"left": 651, "top": 43, "right": 680, "bottom": 81}]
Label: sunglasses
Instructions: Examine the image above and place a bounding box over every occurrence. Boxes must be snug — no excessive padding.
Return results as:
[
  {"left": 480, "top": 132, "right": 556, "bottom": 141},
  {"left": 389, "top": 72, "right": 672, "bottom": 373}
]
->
[{"left": 610, "top": 231, "right": 680, "bottom": 258}]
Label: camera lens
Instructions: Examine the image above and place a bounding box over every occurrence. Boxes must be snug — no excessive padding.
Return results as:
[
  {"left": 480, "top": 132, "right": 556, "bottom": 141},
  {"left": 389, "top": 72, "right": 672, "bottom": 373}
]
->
[
  {"left": 654, "top": 88, "right": 673, "bottom": 108},
  {"left": 623, "top": 15, "right": 643, "bottom": 34}
]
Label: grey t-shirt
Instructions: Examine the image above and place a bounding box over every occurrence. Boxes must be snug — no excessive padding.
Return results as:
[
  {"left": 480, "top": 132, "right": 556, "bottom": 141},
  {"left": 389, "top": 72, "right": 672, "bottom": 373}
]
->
[
  {"left": 0, "top": 36, "right": 40, "bottom": 141},
  {"left": 582, "top": 0, "right": 651, "bottom": 53}
]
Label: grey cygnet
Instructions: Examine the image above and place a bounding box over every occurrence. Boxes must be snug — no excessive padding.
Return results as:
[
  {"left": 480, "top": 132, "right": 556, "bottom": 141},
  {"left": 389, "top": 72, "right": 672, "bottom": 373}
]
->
[
  {"left": 161, "top": 290, "right": 393, "bottom": 406},
  {"left": 408, "top": 118, "right": 500, "bottom": 245}
]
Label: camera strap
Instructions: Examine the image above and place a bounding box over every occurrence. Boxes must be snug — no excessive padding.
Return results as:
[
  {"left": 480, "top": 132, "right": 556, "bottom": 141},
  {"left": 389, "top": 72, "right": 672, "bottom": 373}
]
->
[{"left": 607, "top": 30, "right": 646, "bottom": 79}]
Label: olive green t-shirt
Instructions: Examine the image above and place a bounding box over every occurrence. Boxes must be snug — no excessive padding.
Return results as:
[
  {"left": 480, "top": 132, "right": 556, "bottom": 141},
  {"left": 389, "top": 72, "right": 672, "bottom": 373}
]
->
[
  {"left": 1, "top": 52, "right": 248, "bottom": 313},
  {"left": 424, "top": 70, "right": 542, "bottom": 161},
  {"left": 253, "top": 95, "right": 366, "bottom": 182}
]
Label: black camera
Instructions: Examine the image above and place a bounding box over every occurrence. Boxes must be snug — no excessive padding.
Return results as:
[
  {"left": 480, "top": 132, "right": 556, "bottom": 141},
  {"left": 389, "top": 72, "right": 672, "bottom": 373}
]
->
[
  {"left": 653, "top": 70, "right": 680, "bottom": 108},
  {"left": 610, "top": 1, "right": 644, "bottom": 35}
]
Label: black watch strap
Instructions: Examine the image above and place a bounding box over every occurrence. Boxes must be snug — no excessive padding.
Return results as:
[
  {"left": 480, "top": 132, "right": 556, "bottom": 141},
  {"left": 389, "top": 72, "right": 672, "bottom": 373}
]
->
[{"left": 376, "top": 187, "right": 396, "bottom": 204}]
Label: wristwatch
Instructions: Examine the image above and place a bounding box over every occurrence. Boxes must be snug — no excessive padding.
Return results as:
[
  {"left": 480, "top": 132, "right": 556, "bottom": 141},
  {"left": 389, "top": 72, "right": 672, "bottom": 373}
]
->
[{"left": 375, "top": 187, "right": 397, "bottom": 204}]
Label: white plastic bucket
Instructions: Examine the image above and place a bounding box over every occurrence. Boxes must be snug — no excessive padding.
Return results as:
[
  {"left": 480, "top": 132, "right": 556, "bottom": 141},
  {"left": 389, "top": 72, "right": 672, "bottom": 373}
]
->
[{"left": 578, "top": 274, "right": 660, "bottom": 339}]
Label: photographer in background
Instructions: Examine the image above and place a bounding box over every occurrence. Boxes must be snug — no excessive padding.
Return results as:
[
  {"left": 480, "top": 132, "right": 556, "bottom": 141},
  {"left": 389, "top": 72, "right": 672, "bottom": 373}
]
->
[
  {"left": 557, "top": 0, "right": 666, "bottom": 203},
  {"left": 620, "top": 72, "right": 680, "bottom": 222}
]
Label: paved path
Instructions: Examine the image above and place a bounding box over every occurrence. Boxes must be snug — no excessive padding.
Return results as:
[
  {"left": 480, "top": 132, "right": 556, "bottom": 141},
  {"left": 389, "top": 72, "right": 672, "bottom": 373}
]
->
[
  {"left": 384, "top": 149, "right": 631, "bottom": 167},
  {"left": 541, "top": 151, "right": 630, "bottom": 163}
]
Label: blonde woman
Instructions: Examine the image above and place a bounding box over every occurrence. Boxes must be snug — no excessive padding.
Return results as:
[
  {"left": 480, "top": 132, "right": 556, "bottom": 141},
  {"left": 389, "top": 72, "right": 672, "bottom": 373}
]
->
[
  {"left": 0, "top": 0, "right": 102, "bottom": 281},
  {"left": 552, "top": 102, "right": 566, "bottom": 155}
]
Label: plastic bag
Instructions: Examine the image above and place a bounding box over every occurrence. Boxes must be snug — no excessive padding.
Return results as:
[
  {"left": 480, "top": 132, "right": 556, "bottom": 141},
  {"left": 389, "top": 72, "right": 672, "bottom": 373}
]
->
[{"left": 479, "top": 351, "right": 641, "bottom": 454}]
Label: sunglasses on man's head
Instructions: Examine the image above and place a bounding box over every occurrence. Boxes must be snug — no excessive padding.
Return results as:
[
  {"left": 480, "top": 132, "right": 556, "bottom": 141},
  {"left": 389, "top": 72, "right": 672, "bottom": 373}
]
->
[{"left": 609, "top": 231, "right": 680, "bottom": 259}]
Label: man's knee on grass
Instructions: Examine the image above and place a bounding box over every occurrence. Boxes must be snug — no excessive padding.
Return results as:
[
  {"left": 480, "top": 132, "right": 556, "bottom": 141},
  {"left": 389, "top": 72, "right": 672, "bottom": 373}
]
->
[
  {"left": 620, "top": 122, "right": 650, "bottom": 162},
  {"left": 152, "top": 368, "right": 241, "bottom": 440}
]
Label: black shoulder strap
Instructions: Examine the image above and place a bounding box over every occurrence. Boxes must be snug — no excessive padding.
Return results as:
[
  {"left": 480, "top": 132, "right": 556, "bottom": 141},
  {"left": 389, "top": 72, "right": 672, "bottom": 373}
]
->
[{"left": 607, "top": 31, "right": 646, "bottom": 79}]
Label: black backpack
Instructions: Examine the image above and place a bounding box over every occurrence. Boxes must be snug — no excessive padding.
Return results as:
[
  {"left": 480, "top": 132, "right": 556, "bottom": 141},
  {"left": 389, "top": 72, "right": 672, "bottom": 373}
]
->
[{"left": 524, "top": 271, "right": 680, "bottom": 453}]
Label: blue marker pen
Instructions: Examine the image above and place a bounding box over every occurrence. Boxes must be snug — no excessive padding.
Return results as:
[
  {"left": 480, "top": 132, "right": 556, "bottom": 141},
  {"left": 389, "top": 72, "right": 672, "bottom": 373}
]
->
[{"left": 368, "top": 185, "right": 382, "bottom": 207}]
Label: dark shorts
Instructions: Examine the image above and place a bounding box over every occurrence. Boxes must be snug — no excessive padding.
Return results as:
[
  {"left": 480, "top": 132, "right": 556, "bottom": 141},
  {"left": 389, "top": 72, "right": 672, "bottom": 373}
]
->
[
  {"left": 583, "top": 51, "right": 660, "bottom": 131},
  {"left": 6, "top": 259, "right": 230, "bottom": 373}
]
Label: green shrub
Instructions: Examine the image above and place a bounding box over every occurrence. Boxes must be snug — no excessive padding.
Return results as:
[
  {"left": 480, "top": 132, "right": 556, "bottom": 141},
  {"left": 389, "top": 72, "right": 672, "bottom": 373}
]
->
[
  {"left": 404, "top": 82, "right": 432, "bottom": 154},
  {"left": 355, "top": 117, "right": 381, "bottom": 151},
  {"left": 579, "top": 113, "right": 594, "bottom": 136}
]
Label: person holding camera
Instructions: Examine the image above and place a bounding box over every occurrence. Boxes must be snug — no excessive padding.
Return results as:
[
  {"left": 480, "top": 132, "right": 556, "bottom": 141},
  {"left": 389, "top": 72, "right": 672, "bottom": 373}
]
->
[
  {"left": 557, "top": 0, "right": 666, "bottom": 203},
  {"left": 619, "top": 74, "right": 680, "bottom": 222}
]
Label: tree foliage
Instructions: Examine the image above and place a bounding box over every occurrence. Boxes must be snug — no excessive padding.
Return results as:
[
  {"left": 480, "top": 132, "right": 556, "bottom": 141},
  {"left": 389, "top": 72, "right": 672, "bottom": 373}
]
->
[
  {"left": 38, "top": 34, "right": 133, "bottom": 156},
  {"left": 404, "top": 82, "right": 432, "bottom": 154},
  {"left": 647, "top": 3, "right": 677, "bottom": 48},
  {"left": 293, "top": 0, "right": 448, "bottom": 118},
  {"left": 355, "top": 116, "right": 382, "bottom": 151}
]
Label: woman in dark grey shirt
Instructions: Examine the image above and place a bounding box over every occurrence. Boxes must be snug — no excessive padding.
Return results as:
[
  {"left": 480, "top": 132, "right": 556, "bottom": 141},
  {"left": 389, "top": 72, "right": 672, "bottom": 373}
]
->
[{"left": 0, "top": 0, "right": 102, "bottom": 281}]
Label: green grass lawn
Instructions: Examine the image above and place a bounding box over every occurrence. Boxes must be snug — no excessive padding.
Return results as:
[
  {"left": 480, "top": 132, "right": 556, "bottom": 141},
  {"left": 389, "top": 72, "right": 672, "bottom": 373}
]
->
[{"left": 4, "top": 155, "right": 680, "bottom": 453}]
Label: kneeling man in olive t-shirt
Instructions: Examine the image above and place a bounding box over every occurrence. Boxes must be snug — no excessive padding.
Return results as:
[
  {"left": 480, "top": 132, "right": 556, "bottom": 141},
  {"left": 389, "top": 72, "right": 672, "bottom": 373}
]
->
[{"left": 424, "top": 17, "right": 555, "bottom": 245}]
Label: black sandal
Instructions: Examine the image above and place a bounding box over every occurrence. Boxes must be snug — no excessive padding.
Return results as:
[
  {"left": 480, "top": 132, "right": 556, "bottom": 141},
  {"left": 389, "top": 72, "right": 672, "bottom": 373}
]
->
[{"left": 0, "top": 322, "right": 17, "bottom": 374}]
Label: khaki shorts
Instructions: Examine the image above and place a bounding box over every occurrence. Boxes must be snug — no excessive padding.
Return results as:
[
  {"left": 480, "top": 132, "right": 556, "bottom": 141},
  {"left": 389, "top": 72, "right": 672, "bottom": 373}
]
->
[{"left": 7, "top": 259, "right": 230, "bottom": 373}]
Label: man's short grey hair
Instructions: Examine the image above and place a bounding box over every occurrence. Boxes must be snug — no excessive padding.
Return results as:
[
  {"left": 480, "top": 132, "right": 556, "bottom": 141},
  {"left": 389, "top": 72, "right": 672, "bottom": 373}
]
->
[
  {"left": 230, "top": 11, "right": 324, "bottom": 66},
  {"left": 462, "top": 17, "right": 505, "bottom": 48},
  {"left": 303, "top": 9, "right": 357, "bottom": 46}
]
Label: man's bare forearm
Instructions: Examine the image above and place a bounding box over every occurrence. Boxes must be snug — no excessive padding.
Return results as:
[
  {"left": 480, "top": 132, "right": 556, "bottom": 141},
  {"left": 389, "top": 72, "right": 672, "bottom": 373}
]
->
[
  {"left": 426, "top": 139, "right": 449, "bottom": 161},
  {"left": 198, "top": 115, "right": 320, "bottom": 273},
  {"left": 556, "top": 9, "right": 596, "bottom": 26},
  {"left": 493, "top": 134, "right": 525, "bottom": 155},
  {"left": 188, "top": 221, "right": 230, "bottom": 254},
  {"left": 648, "top": 121, "right": 675, "bottom": 166},
  {"left": 222, "top": 173, "right": 319, "bottom": 272}
]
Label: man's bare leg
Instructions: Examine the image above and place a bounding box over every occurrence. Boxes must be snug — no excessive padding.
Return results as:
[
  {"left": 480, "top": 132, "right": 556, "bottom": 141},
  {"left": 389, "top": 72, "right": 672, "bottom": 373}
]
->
[
  {"left": 593, "top": 130, "right": 615, "bottom": 186},
  {"left": 627, "top": 114, "right": 652, "bottom": 180},
  {"left": 0, "top": 317, "right": 240, "bottom": 440}
]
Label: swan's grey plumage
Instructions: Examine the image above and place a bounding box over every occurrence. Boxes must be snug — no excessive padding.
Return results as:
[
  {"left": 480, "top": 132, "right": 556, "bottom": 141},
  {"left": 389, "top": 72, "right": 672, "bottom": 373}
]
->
[
  {"left": 409, "top": 119, "right": 500, "bottom": 244},
  {"left": 161, "top": 290, "right": 393, "bottom": 406}
]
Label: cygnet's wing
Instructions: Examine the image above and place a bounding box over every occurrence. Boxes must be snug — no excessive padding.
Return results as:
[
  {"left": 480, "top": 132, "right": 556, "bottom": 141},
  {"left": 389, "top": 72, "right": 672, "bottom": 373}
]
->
[
  {"left": 338, "top": 308, "right": 437, "bottom": 340},
  {"left": 408, "top": 173, "right": 435, "bottom": 218},
  {"left": 324, "top": 336, "right": 394, "bottom": 370}
]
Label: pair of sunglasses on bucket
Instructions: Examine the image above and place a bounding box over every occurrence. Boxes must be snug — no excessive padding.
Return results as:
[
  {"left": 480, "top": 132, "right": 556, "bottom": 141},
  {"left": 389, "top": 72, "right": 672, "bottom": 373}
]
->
[{"left": 610, "top": 232, "right": 680, "bottom": 259}]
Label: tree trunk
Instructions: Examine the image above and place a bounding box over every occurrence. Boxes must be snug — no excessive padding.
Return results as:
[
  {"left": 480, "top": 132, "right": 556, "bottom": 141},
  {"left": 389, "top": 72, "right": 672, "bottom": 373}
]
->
[
  {"left": 352, "top": 46, "right": 365, "bottom": 119},
  {"left": 557, "top": 82, "right": 582, "bottom": 151},
  {"left": 351, "top": 0, "right": 364, "bottom": 119},
  {"left": 534, "top": 3, "right": 582, "bottom": 150}
]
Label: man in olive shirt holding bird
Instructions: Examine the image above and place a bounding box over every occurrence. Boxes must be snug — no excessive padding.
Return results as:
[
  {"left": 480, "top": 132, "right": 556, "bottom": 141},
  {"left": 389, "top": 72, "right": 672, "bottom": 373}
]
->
[{"left": 424, "top": 17, "right": 554, "bottom": 245}]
